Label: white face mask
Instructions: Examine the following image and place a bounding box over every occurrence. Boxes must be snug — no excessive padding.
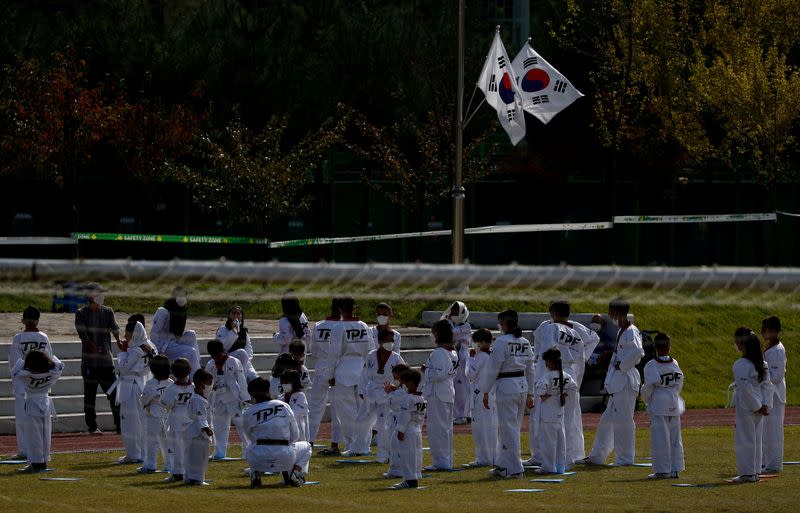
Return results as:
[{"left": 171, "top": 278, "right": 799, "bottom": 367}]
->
[
  {"left": 392, "top": 379, "right": 400, "bottom": 387},
  {"left": 497, "top": 323, "right": 503, "bottom": 332},
  {"left": 282, "top": 383, "right": 293, "bottom": 394},
  {"left": 175, "top": 296, "right": 188, "bottom": 307},
  {"left": 233, "top": 318, "right": 240, "bottom": 327},
  {"left": 610, "top": 317, "right": 619, "bottom": 328},
  {"left": 93, "top": 294, "right": 105, "bottom": 306},
  {"left": 381, "top": 342, "right": 393, "bottom": 351},
  {"left": 376, "top": 315, "right": 390, "bottom": 326},
  {"left": 589, "top": 322, "right": 602, "bottom": 332}
]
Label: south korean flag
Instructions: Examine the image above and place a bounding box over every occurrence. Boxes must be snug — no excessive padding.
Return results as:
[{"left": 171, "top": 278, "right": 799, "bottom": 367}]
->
[
  {"left": 511, "top": 39, "right": 584, "bottom": 124},
  {"left": 477, "top": 28, "right": 526, "bottom": 145}
]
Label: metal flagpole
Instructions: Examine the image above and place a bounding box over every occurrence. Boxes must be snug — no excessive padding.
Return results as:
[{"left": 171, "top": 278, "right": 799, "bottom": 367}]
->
[{"left": 452, "top": 0, "right": 466, "bottom": 264}]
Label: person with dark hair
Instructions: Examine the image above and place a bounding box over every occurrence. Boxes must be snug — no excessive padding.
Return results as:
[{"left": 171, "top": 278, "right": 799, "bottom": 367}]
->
[
  {"left": 537, "top": 348, "right": 578, "bottom": 475},
  {"left": 281, "top": 369, "right": 309, "bottom": 441},
  {"left": 465, "top": 328, "right": 497, "bottom": 468},
  {"left": 730, "top": 327, "right": 773, "bottom": 483},
  {"left": 421, "top": 319, "right": 458, "bottom": 470},
  {"left": 216, "top": 306, "right": 256, "bottom": 379},
  {"left": 10, "top": 305, "right": 53, "bottom": 459},
  {"left": 641, "top": 333, "right": 685, "bottom": 479},
  {"left": 241, "top": 377, "right": 312, "bottom": 488},
  {"left": 160, "top": 358, "right": 194, "bottom": 482},
  {"left": 270, "top": 353, "right": 303, "bottom": 399},
  {"left": 308, "top": 298, "right": 342, "bottom": 451},
  {"left": 150, "top": 287, "right": 201, "bottom": 371},
  {"left": 761, "top": 316, "right": 787, "bottom": 473},
  {"left": 115, "top": 320, "right": 157, "bottom": 464},
  {"left": 442, "top": 301, "right": 473, "bottom": 425},
  {"left": 288, "top": 340, "right": 312, "bottom": 389},
  {"left": 582, "top": 298, "right": 644, "bottom": 466},
  {"left": 479, "top": 310, "right": 534, "bottom": 478},
  {"left": 127, "top": 313, "right": 146, "bottom": 328},
  {"left": 205, "top": 339, "right": 251, "bottom": 460},
  {"left": 139, "top": 354, "right": 173, "bottom": 474},
  {"left": 275, "top": 294, "right": 310, "bottom": 355},
  {"left": 184, "top": 369, "right": 214, "bottom": 486},
  {"left": 369, "top": 302, "right": 402, "bottom": 352},
  {"left": 11, "top": 350, "right": 64, "bottom": 473},
  {"left": 75, "top": 282, "right": 122, "bottom": 434},
  {"left": 390, "top": 369, "right": 426, "bottom": 490},
  {"left": 330, "top": 297, "right": 373, "bottom": 456},
  {"left": 384, "top": 362, "right": 411, "bottom": 479},
  {"left": 351, "top": 329, "right": 406, "bottom": 461}
]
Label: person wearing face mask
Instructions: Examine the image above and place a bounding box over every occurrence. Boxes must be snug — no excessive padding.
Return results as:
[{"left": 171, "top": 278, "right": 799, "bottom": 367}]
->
[
  {"left": 75, "top": 282, "right": 122, "bottom": 434},
  {"left": 216, "top": 306, "right": 256, "bottom": 381},
  {"left": 581, "top": 299, "right": 644, "bottom": 466},
  {"left": 281, "top": 370, "right": 310, "bottom": 442},
  {"left": 442, "top": 301, "right": 472, "bottom": 425},
  {"left": 150, "top": 287, "right": 201, "bottom": 372},
  {"left": 350, "top": 330, "right": 406, "bottom": 461},
  {"left": 368, "top": 302, "right": 402, "bottom": 353}
]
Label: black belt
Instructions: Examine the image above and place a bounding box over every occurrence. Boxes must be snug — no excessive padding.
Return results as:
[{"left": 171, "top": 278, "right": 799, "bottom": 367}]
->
[
  {"left": 497, "top": 371, "right": 525, "bottom": 379},
  {"left": 256, "top": 439, "right": 289, "bottom": 446}
]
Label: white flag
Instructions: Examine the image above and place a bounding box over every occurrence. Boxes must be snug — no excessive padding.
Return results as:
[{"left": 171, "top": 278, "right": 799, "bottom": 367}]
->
[
  {"left": 477, "top": 30, "right": 526, "bottom": 145},
  {"left": 511, "top": 40, "right": 583, "bottom": 124}
]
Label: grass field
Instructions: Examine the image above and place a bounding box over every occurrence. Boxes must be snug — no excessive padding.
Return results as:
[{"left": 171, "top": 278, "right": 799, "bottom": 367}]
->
[{"left": 1, "top": 428, "right": 798, "bottom": 513}]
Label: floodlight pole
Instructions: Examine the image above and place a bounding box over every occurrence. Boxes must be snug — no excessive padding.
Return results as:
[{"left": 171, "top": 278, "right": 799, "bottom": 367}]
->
[{"left": 452, "top": 0, "right": 466, "bottom": 264}]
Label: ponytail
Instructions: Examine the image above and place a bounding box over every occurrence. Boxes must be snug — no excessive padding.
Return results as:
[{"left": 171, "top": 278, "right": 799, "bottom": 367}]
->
[
  {"left": 498, "top": 309, "right": 523, "bottom": 337},
  {"left": 735, "top": 326, "right": 766, "bottom": 382},
  {"left": 557, "top": 361, "right": 565, "bottom": 407}
]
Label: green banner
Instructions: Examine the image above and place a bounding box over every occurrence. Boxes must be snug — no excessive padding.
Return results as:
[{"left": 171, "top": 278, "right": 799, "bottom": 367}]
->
[{"left": 72, "top": 232, "right": 269, "bottom": 245}]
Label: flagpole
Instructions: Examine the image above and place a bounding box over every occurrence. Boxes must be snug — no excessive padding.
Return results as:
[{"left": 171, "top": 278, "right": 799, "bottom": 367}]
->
[{"left": 452, "top": 0, "right": 466, "bottom": 264}]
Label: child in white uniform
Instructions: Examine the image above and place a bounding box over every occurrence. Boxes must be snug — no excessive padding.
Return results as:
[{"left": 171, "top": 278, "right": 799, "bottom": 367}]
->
[
  {"left": 421, "top": 319, "right": 458, "bottom": 470},
  {"left": 9, "top": 306, "right": 52, "bottom": 460},
  {"left": 368, "top": 302, "right": 402, "bottom": 352},
  {"left": 243, "top": 378, "right": 312, "bottom": 488},
  {"left": 184, "top": 369, "right": 214, "bottom": 485},
  {"left": 761, "top": 316, "right": 787, "bottom": 473},
  {"left": 464, "top": 328, "right": 496, "bottom": 467},
  {"left": 205, "top": 339, "right": 250, "bottom": 460},
  {"left": 150, "top": 288, "right": 200, "bottom": 372},
  {"left": 390, "top": 369, "right": 426, "bottom": 489},
  {"left": 116, "top": 320, "right": 157, "bottom": 464},
  {"left": 443, "top": 301, "right": 472, "bottom": 424},
  {"left": 730, "top": 328, "right": 773, "bottom": 483},
  {"left": 12, "top": 350, "right": 63, "bottom": 473},
  {"left": 383, "top": 363, "right": 410, "bottom": 478},
  {"left": 641, "top": 333, "right": 685, "bottom": 479},
  {"left": 281, "top": 370, "right": 310, "bottom": 441},
  {"left": 139, "top": 355, "right": 173, "bottom": 473},
  {"left": 216, "top": 306, "right": 257, "bottom": 381},
  {"left": 536, "top": 348, "right": 578, "bottom": 474},
  {"left": 160, "top": 358, "right": 194, "bottom": 482},
  {"left": 275, "top": 295, "right": 311, "bottom": 355}
]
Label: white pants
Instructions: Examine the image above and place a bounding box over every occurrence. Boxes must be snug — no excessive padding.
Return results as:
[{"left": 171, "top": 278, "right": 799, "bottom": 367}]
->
[
  {"left": 13, "top": 392, "right": 26, "bottom": 456},
  {"left": 185, "top": 434, "right": 210, "bottom": 482},
  {"left": 163, "top": 331, "right": 201, "bottom": 372},
  {"left": 143, "top": 415, "right": 169, "bottom": 471},
  {"left": 307, "top": 373, "right": 339, "bottom": 443},
  {"left": 211, "top": 400, "right": 247, "bottom": 458},
  {"left": 588, "top": 387, "right": 638, "bottom": 465},
  {"left": 246, "top": 441, "right": 312, "bottom": 474},
  {"left": 564, "top": 388, "right": 585, "bottom": 464},
  {"left": 471, "top": 389, "right": 496, "bottom": 465},
  {"left": 426, "top": 397, "right": 454, "bottom": 469},
  {"left": 453, "top": 362, "right": 471, "bottom": 419},
  {"left": 495, "top": 392, "right": 526, "bottom": 475},
  {"left": 762, "top": 401, "right": 785, "bottom": 471},
  {"left": 167, "top": 429, "right": 187, "bottom": 475},
  {"left": 539, "top": 420, "right": 566, "bottom": 474},
  {"left": 394, "top": 430, "right": 423, "bottom": 481},
  {"left": 650, "top": 415, "right": 684, "bottom": 474},
  {"left": 118, "top": 382, "right": 144, "bottom": 460},
  {"left": 735, "top": 408, "right": 764, "bottom": 476},
  {"left": 23, "top": 414, "right": 52, "bottom": 464},
  {"left": 528, "top": 395, "right": 542, "bottom": 463},
  {"left": 354, "top": 398, "right": 389, "bottom": 458},
  {"left": 333, "top": 384, "right": 360, "bottom": 450}
]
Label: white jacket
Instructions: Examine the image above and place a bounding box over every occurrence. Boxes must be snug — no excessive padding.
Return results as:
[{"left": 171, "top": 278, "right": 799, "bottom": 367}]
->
[
  {"left": 604, "top": 324, "right": 644, "bottom": 394},
  {"left": 764, "top": 342, "right": 787, "bottom": 404},
  {"left": 10, "top": 330, "right": 53, "bottom": 395},
  {"left": 310, "top": 318, "right": 342, "bottom": 380},
  {"left": 11, "top": 356, "right": 64, "bottom": 418},
  {"left": 536, "top": 369, "right": 578, "bottom": 423},
  {"left": 641, "top": 356, "right": 685, "bottom": 416},
  {"left": 422, "top": 346, "right": 458, "bottom": 402},
  {"left": 331, "top": 319, "right": 373, "bottom": 386},
  {"left": 205, "top": 355, "right": 250, "bottom": 415},
  {"left": 479, "top": 334, "right": 534, "bottom": 396},
  {"left": 359, "top": 349, "right": 405, "bottom": 401},
  {"left": 733, "top": 358, "right": 773, "bottom": 413}
]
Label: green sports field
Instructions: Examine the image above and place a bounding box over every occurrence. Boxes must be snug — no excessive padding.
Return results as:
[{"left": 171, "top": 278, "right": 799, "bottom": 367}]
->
[{"left": 1, "top": 428, "right": 798, "bottom": 513}]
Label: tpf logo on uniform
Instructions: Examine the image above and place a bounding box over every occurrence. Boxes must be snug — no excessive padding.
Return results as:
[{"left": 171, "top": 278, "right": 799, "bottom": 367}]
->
[
  {"left": 256, "top": 404, "right": 285, "bottom": 423},
  {"left": 29, "top": 375, "right": 52, "bottom": 387},
  {"left": 21, "top": 340, "right": 48, "bottom": 352},
  {"left": 345, "top": 329, "right": 368, "bottom": 341},
  {"left": 660, "top": 372, "right": 682, "bottom": 387},
  {"left": 316, "top": 328, "right": 332, "bottom": 340}
]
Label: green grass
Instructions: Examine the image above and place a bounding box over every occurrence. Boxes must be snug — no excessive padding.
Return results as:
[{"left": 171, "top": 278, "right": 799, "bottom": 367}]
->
[
  {"left": 2, "top": 280, "right": 798, "bottom": 408},
  {"left": 2, "top": 428, "right": 799, "bottom": 513}
]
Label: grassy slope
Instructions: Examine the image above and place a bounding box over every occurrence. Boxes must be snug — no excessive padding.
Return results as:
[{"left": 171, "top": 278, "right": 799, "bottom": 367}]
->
[
  {"left": 1, "top": 429, "right": 799, "bottom": 513},
  {"left": 1, "top": 284, "right": 797, "bottom": 408}
]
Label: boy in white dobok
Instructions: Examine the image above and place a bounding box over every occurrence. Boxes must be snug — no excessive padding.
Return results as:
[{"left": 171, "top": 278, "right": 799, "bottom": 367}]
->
[
  {"left": 138, "top": 355, "right": 172, "bottom": 473},
  {"left": 9, "top": 306, "right": 52, "bottom": 460},
  {"left": 12, "top": 350, "right": 63, "bottom": 473},
  {"left": 536, "top": 348, "right": 578, "bottom": 474},
  {"left": 205, "top": 339, "right": 250, "bottom": 460},
  {"left": 184, "top": 369, "right": 214, "bottom": 485},
  {"left": 761, "top": 316, "right": 787, "bottom": 473},
  {"left": 390, "top": 369, "right": 427, "bottom": 490},
  {"left": 641, "top": 333, "right": 685, "bottom": 479},
  {"left": 308, "top": 299, "right": 342, "bottom": 451},
  {"left": 243, "top": 378, "right": 312, "bottom": 488},
  {"left": 368, "top": 302, "right": 402, "bottom": 353},
  {"left": 116, "top": 320, "right": 157, "bottom": 464},
  {"left": 464, "top": 328, "right": 496, "bottom": 467},
  {"left": 443, "top": 301, "right": 472, "bottom": 425},
  {"left": 422, "top": 319, "right": 458, "bottom": 470},
  {"left": 583, "top": 299, "right": 644, "bottom": 466},
  {"left": 161, "top": 358, "right": 194, "bottom": 482}
]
